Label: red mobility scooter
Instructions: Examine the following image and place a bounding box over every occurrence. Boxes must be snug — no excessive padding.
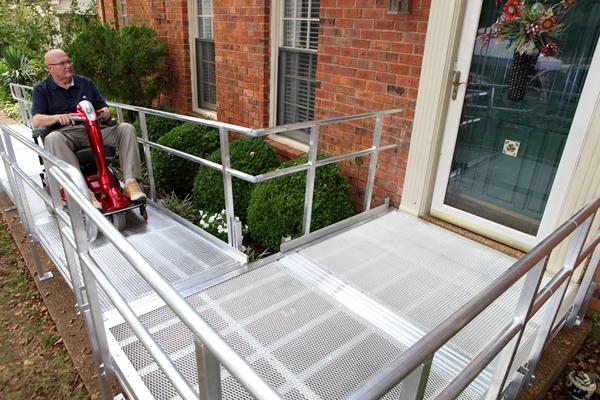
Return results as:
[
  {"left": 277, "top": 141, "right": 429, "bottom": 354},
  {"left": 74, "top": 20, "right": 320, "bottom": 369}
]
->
[{"left": 32, "top": 100, "right": 147, "bottom": 231}]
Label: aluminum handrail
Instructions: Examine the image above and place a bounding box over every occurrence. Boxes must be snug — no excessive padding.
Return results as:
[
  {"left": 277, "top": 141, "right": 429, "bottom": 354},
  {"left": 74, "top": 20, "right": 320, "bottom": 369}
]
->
[
  {"left": 0, "top": 121, "right": 281, "bottom": 399},
  {"left": 10, "top": 83, "right": 403, "bottom": 248},
  {"left": 10, "top": 83, "right": 402, "bottom": 138},
  {"left": 48, "top": 165, "right": 283, "bottom": 400},
  {"left": 346, "top": 196, "right": 600, "bottom": 400}
]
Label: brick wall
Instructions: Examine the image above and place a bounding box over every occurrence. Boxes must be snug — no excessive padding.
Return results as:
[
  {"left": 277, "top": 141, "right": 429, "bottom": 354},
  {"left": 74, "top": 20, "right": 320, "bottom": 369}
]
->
[
  {"left": 213, "top": 1, "right": 271, "bottom": 128},
  {"left": 97, "top": 0, "right": 192, "bottom": 112},
  {"left": 315, "top": 0, "right": 430, "bottom": 209}
]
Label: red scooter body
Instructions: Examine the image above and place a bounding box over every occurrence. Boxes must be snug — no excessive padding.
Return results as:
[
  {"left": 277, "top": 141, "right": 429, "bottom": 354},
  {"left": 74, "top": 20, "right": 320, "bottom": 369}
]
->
[{"left": 72, "top": 101, "right": 131, "bottom": 212}]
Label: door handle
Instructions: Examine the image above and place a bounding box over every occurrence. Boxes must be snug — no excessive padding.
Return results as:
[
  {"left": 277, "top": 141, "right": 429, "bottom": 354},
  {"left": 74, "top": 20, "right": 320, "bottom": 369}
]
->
[{"left": 451, "top": 70, "right": 469, "bottom": 100}]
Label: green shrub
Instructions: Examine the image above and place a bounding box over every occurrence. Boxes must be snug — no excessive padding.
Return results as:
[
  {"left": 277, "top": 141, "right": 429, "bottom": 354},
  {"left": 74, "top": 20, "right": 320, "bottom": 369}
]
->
[
  {"left": 152, "top": 123, "right": 220, "bottom": 196},
  {"left": 67, "top": 23, "right": 166, "bottom": 107},
  {"left": 134, "top": 106, "right": 184, "bottom": 143},
  {"left": 1, "top": 47, "right": 42, "bottom": 86},
  {"left": 157, "top": 193, "right": 199, "bottom": 224},
  {"left": 0, "top": 1, "right": 58, "bottom": 59},
  {"left": 247, "top": 156, "right": 355, "bottom": 250},
  {"left": 192, "top": 137, "right": 280, "bottom": 222}
]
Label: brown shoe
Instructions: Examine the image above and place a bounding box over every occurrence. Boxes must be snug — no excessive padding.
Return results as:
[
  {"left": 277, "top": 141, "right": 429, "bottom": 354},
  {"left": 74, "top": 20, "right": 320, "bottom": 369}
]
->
[
  {"left": 124, "top": 180, "right": 146, "bottom": 201},
  {"left": 88, "top": 190, "right": 102, "bottom": 210}
]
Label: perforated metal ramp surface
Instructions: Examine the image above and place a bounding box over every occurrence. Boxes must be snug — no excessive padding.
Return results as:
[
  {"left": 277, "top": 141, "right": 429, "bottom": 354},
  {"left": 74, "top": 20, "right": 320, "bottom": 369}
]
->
[
  {"left": 110, "top": 261, "right": 483, "bottom": 400},
  {"left": 1, "top": 125, "right": 245, "bottom": 313},
  {"left": 107, "top": 210, "right": 579, "bottom": 400},
  {"left": 34, "top": 206, "right": 244, "bottom": 311}
]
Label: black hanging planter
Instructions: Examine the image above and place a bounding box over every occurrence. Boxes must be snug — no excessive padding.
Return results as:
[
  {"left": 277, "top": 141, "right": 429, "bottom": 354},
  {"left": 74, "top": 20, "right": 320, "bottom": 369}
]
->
[{"left": 506, "top": 51, "right": 538, "bottom": 102}]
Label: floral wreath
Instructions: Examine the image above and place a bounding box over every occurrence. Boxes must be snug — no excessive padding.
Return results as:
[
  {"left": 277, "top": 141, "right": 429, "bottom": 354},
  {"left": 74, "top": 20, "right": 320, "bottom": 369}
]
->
[{"left": 479, "top": 0, "right": 575, "bottom": 57}]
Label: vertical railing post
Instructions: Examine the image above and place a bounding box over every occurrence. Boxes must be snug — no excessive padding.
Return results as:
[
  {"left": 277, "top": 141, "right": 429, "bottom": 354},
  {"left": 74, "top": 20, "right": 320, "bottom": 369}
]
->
[
  {"left": 138, "top": 112, "right": 157, "bottom": 201},
  {"left": 398, "top": 356, "right": 433, "bottom": 400},
  {"left": 0, "top": 129, "right": 52, "bottom": 280},
  {"left": 363, "top": 112, "right": 384, "bottom": 211},
  {"left": 484, "top": 256, "right": 549, "bottom": 400},
  {"left": 302, "top": 124, "right": 319, "bottom": 236},
  {"left": 47, "top": 168, "right": 86, "bottom": 307},
  {"left": 62, "top": 181, "right": 113, "bottom": 400},
  {"left": 219, "top": 128, "right": 240, "bottom": 249},
  {"left": 195, "top": 339, "right": 222, "bottom": 400},
  {"left": 513, "top": 217, "right": 593, "bottom": 395},
  {"left": 116, "top": 107, "right": 125, "bottom": 123},
  {"left": 567, "top": 241, "right": 600, "bottom": 327}
]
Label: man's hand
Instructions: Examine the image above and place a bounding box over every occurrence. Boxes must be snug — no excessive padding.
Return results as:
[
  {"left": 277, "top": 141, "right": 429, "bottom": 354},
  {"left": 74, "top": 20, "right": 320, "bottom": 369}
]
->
[
  {"left": 55, "top": 114, "right": 73, "bottom": 126},
  {"left": 98, "top": 107, "right": 111, "bottom": 122}
]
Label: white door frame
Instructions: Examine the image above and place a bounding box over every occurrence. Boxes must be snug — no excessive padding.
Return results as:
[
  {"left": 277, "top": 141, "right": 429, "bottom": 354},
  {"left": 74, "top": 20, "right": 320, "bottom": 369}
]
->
[{"left": 429, "top": 0, "right": 600, "bottom": 250}]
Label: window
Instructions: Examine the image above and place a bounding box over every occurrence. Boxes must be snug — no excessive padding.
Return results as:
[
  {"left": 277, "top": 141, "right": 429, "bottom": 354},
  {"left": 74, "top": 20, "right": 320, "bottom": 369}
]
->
[
  {"left": 194, "top": 0, "right": 216, "bottom": 110},
  {"left": 277, "top": 0, "right": 320, "bottom": 142},
  {"left": 388, "top": 0, "right": 409, "bottom": 14},
  {"left": 118, "top": 0, "right": 128, "bottom": 28}
]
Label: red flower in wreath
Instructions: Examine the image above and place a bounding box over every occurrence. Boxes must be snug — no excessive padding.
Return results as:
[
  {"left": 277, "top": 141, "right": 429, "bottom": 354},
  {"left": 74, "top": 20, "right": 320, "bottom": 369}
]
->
[
  {"left": 540, "top": 41, "right": 559, "bottom": 57},
  {"left": 563, "top": 0, "right": 576, "bottom": 8},
  {"left": 503, "top": 0, "right": 522, "bottom": 20},
  {"left": 540, "top": 15, "right": 557, "bottom": 31}
]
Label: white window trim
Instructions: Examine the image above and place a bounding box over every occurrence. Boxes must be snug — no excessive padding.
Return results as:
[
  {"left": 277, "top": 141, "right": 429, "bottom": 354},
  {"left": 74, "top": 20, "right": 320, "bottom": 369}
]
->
[
  {"left": 118, "top": 0, "right": 128, "bottom": 28},
  {"left": 268, "top": 0, "right": 319, "bottom": 150},
  {"left": 188, "top": 0, "right": 217, "bottom": 116}
]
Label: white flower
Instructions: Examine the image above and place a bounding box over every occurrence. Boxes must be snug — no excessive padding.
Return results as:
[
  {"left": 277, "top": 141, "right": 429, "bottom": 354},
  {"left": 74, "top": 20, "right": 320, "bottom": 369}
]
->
[{"left": 208, "top": 215, "right": 215, "bottom": 223}]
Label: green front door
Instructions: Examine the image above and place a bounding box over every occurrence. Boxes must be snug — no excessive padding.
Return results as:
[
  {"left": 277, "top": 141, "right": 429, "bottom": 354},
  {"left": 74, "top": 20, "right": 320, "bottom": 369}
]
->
[{"left": 436, "top": 0, "right": 599, "bottom": 239}]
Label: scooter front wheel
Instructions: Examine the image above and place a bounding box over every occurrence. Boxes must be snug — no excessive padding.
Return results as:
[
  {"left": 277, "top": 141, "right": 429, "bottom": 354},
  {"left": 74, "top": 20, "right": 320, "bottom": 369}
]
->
[{"left": 110, "top": 213, "right": 127, "bottom": 231}]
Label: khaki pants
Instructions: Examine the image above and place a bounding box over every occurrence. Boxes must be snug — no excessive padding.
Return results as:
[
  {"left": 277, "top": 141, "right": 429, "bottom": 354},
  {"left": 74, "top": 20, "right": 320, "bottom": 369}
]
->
[{"left": 44, "top": 122, "right": 142, "bottom": 181}]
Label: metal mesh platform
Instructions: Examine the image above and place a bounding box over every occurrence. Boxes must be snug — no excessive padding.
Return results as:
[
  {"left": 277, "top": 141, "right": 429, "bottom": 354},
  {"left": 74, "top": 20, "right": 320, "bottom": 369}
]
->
[
  {"left": 110, "top": 261, "right": 484, "bottom": 400},
  {"left": 106, "top": 210, "right": 578, "bottom": 400},
  {"left": 33, "top": 205, "right": 243, "bottom": 312}
]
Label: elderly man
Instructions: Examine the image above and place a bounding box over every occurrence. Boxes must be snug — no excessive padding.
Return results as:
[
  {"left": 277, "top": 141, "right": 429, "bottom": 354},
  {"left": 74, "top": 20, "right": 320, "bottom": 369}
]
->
[{"left": 31, "top": 49, "right": 145, "bottom": 208}]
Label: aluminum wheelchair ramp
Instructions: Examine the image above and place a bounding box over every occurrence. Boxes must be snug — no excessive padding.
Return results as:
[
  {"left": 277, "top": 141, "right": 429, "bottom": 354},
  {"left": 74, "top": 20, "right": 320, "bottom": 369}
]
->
[
  {"left": 0, "top": 123, "right": 246, "bottom": 314},
  {"left": 108, "top": 210, "right": 577, "bottom": 399}
]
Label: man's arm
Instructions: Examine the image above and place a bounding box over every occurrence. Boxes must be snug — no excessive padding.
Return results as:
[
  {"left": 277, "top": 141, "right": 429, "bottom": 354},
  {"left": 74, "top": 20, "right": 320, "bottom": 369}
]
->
[{"left": 32, "top": 113, "right": 72, "bottom": 128}]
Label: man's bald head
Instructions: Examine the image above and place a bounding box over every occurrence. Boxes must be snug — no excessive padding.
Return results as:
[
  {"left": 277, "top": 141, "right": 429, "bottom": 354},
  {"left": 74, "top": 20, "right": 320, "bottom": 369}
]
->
[
  {"left": 43, "top": 49, "right": 74, "bottom": 86},
  {"left": 44, "top": 49, "right": 69, "bottom": 66}
]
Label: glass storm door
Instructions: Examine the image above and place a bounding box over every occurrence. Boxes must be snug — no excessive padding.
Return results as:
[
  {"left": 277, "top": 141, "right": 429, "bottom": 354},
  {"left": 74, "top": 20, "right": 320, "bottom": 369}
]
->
[{"left": 432, "top": 0, "right": 600, "bottom": 249}]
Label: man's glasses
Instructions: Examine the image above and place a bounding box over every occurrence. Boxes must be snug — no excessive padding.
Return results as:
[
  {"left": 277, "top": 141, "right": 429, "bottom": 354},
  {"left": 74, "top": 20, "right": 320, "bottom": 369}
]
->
[{"left": 47, "top": 60, "right": 73, "bottom": 67}]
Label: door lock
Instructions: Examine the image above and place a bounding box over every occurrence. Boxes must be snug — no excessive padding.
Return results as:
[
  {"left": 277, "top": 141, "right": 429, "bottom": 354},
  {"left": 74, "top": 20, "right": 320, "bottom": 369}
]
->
[{"left": 451, "top": 70, "right": 469, "bottom": 100}]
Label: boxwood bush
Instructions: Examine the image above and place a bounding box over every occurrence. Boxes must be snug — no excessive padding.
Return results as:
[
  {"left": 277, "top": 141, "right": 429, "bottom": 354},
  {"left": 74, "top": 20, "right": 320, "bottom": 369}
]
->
[
  {"left": 134, "top": 106, "right": 183, "bottom": 143},
  {"left": 247, "top": 156, "right": 355, "bottom": 250},
  {"left": 152, "top": 123, "right": 219, "bottom": 196},
  {"left": 192, "top": 137, "right": 280, "bottom": 222}
]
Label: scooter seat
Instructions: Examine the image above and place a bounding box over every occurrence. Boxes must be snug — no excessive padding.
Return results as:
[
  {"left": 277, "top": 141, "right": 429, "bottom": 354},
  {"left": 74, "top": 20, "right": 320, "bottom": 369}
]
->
[{"left": 75, "top": 146, "right": 116, "bottom": 166}]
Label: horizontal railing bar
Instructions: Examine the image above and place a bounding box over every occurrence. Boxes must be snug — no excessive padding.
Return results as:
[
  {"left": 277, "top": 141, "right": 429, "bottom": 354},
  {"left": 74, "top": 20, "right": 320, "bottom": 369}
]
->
[
  {"left": 81, "top": 253, "right": 198, "bottom": 400},
  {"left": 110, "top": 102, "right": 253, "bottom": 135},
  {"left": 0, "top": 155, "right": 53, "bottom": 209},
  {"left": 0, "top": 124, "right": 89, "bottom": 193},
  {"left": 316, "top": 144, "right": 398, "bottom": 167},
  {"left": 347, "top": 197, "right": 600, "bottom": 400},
  {"left": 252, "top": 109, "right": 402, "bottom": 136},
  {"left": 528, "top": 268, "right": 572, "bottom": 319},
  {"left": 10, "top": 84, "right": 404, "bottom": 140},
  {"left": 253, "top": 163, "right": 311, "bottom": 182},
  {"left": 140, "top": 140, "right": 256, "bottom": 182},
  {"left": 576, "top": 233, "right": 600, "bottom": 266},
  {"left": 49, "top": 167, "right": 283, "bottom": 400},
  {"left": 435, "top": 322, "right": 523, "bottom": 400}
]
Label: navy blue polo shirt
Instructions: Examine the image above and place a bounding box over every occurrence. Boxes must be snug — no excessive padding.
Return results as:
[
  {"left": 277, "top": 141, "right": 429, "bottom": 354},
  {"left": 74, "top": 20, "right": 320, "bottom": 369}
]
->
[{"left": 31, "top": 75, "right": 108, "bottom": 131}]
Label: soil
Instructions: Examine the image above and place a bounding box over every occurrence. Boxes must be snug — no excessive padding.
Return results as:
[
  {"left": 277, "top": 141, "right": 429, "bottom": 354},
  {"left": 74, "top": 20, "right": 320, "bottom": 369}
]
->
[
  {"left": 546, "top": 333, "right": 600, "bottom": 399},
  {"left": 0, "top": 193, "right": 105, "bottom": 399},
  {"left": 0, "top": 216, "right": 89, "bottom": 400}
]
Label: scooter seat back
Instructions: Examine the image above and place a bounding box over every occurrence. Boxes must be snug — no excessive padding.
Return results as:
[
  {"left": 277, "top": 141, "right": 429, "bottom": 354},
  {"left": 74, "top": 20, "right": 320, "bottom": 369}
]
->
[{"left": 75, "top": 146, "right": 116, "bottom": 166}]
